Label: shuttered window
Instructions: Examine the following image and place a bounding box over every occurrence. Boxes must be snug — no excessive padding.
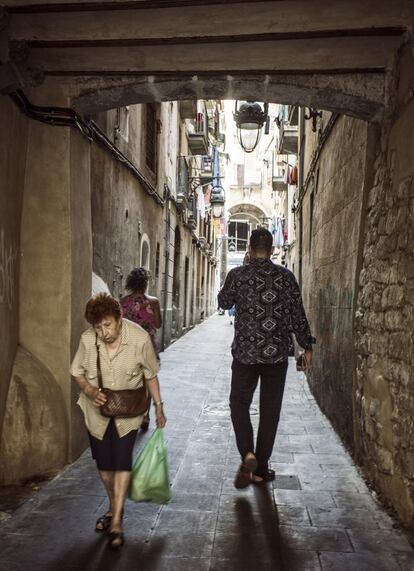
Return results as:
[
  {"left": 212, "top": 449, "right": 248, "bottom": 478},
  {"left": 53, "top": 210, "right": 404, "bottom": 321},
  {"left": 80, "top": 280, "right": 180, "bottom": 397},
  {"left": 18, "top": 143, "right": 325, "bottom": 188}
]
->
[{"left": 146, "top": 104, "right": 157, "bottom": 173}]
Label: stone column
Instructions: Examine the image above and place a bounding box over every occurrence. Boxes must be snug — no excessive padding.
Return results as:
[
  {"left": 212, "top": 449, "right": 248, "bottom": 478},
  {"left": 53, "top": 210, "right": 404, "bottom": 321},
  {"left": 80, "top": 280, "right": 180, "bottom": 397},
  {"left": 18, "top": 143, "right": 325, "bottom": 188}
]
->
[
  {"left": 17, "top": 80, "right": 91, "bottom": 465},
  {"left": 0, "top": 97, "right": 28, "bottom": 446}
]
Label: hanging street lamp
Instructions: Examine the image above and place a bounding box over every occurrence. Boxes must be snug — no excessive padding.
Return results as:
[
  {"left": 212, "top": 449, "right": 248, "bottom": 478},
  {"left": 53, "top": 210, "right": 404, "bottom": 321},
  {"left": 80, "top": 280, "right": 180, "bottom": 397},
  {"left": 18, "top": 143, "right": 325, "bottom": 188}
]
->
[
  {"left": 233, "top": 101, "right": 269, "bottom": 153},
  {"left": 210, "top": 185, "right": 225, "bottom": 218}
]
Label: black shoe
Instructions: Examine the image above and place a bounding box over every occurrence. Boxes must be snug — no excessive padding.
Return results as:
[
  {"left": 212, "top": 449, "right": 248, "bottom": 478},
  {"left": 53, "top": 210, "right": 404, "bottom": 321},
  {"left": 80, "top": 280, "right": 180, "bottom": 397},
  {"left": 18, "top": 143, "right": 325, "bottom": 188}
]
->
[
  {"left": 107, "top": 531, "right": 124, "bottom": 549},
  {"left": 95, "top": 513, "right": 112, "bottom": 532}
]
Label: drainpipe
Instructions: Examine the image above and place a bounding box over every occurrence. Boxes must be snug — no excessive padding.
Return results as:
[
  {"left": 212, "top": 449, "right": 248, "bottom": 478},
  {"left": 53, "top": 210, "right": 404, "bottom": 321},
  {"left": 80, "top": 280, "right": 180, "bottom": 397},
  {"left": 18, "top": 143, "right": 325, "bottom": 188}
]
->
[
  {"left": 161, "top": 188, "right": 171, "bottom": 351},
  {"left": 298, "top": 107, "right": 306, "bottom": 286}
]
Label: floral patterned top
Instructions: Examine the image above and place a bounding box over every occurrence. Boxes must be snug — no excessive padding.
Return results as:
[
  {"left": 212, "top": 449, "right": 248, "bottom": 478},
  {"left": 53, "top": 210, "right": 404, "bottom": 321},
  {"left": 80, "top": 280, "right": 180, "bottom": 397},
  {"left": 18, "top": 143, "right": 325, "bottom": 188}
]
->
[{"left": 120, "top": 294, "right": 159, "bottom": 359}]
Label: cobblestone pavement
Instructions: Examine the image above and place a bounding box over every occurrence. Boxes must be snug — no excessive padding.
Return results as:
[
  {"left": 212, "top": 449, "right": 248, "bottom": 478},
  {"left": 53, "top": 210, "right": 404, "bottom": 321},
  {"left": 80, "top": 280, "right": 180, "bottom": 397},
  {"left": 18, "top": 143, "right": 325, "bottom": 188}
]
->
[{"left": 1, "top": 314, "right": 414, "bottom": 571}]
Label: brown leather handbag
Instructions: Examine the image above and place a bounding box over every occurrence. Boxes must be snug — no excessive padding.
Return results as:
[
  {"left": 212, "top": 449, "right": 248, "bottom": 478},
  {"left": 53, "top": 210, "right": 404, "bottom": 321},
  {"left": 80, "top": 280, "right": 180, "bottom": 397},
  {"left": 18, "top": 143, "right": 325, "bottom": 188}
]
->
[{"left": 96, "top": 335, "right": 148, "bottom": 418}]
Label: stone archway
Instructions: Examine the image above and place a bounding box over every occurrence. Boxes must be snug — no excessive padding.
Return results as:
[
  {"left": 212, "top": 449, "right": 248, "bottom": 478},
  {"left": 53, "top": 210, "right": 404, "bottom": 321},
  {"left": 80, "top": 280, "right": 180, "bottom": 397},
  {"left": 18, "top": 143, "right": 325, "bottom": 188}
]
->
[
  {"left": 228, "top": 202, "right": 271, "bottom": 222},
  {"left": 69, "top": 73, "right": 386, "bottom": 122},
  {"left": 226, "top": 203, "right": 270, "bottom": 272}
]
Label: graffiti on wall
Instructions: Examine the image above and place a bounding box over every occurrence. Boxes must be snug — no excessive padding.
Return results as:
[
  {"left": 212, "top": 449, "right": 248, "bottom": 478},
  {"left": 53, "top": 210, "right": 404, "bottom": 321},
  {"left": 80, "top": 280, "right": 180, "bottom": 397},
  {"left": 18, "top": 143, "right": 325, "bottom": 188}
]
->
[{"left": 0, "top": 228, "right": 18, "bottom": 310}]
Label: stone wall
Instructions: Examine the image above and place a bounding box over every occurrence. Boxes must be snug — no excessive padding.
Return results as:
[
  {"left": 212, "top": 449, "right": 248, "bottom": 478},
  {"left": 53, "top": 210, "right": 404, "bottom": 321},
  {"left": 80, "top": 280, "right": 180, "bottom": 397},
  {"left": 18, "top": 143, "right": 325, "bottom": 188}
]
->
[
  {"left": 298, "top": 43, "right": 414, "bottom": 524},
  {"left": 354, "top": 45, "right": 414, "bottom": 523},
  {"left": 300, "top": 114, "right": 369, "bottom": 449},
  {"left": 0, "top": 97, "right": 27, "bottom": 437}
]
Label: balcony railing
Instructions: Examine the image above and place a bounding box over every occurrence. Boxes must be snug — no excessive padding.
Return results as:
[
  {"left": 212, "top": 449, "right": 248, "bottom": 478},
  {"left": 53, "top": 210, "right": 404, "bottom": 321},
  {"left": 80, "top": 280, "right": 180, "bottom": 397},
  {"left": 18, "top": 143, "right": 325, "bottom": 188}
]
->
[
  {"left": 179, "top": 100, "right": 197, "bottom": 119},
  {"left": 187, "top": 112, "right": 209, "bottom": 156},
  {"left": 199, "top": 155, "right": 213, "bottom": 186},
  {"left": 201, "top": 155, "right": 212, "bottom": 172},
  {"left": 278, "top": 121, "right": 298, "bottom": 155},
  {"left": 187, "top": 195, "right": 198, "bottom": 229},
  {"left": 272, "top": 175, "right": 288, "bottom": 192}
]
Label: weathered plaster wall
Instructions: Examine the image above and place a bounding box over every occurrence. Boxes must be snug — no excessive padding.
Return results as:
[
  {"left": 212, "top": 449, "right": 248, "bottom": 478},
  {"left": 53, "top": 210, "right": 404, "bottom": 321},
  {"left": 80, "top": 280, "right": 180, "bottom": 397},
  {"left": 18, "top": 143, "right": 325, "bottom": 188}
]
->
[
  {"left": 90, "top": 140, "right": 164, "bottom": 300},
  {"left": 0, "top": 81, "right": 93, "bottom": 481},
  {"left": 301, "top": 115, "right": 368, "bottom": 449},
  {"left": 0, "top": 98, "right": 27, "bottom": 437},
  {"left": 90, "top": 127, "right": 207, "bottom": 350},
  {"left": 354, "top": 45, "right": 414, "bottom": 523},
  {"left": 91, "top": 102, "right": 217, "bottom": 351},
  {"left": 0, "top": 347, "right": 68, "bottom": 485},
  {"left": 18, "top": 82, "right": 92, "bottom": 466},
  {"left": 19, "top": 89, "right": 72, "bottom": 403}
]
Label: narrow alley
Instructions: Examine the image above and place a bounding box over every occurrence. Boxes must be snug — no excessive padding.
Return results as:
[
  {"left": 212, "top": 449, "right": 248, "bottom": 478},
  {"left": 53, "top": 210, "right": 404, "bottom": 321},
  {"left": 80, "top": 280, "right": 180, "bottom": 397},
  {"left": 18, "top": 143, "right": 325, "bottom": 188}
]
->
[{"left": 1, "top": 315, "right": 412, "bottom": 571}]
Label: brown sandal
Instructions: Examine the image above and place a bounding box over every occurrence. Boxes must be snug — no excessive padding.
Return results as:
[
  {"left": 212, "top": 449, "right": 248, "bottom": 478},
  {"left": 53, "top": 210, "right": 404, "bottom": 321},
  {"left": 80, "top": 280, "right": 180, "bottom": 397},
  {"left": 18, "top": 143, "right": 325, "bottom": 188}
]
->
[
  {"left": 234, "top": 456, "right": 258, "bottom": 489},
  {"left": 253, "top": 468, "right": 276, "bottom": 484}
]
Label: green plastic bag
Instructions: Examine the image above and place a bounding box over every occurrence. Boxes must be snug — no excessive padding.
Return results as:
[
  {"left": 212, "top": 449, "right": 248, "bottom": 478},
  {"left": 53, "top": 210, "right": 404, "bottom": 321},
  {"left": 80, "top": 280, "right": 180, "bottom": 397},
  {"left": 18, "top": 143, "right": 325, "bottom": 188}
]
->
[{"left": 128, "top": 428, "right": 171, "bottom": 504}]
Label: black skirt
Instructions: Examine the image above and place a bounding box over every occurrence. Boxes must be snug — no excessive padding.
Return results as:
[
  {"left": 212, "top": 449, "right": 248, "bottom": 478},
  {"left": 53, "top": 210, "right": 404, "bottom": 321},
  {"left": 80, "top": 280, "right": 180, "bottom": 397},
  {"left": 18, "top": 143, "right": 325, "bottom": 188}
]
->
[{"left": 89, "top": 419, "right": 138, "bottom": 471}]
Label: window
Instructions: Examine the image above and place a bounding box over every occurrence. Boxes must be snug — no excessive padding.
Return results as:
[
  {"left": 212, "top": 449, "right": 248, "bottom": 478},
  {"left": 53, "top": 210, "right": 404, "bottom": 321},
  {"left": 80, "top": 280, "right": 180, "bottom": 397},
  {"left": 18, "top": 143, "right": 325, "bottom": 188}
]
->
[
  {"left": 141, "top": 234, "right": 150, "bottom": 270},
  {"left": 236, "top": 164, "right": 245, "bottom": 187},
  {"left": 228, "top": 220, "right": 249, "bottom": 252},
  {"left": 146, "top": 104, "right": 157, "bottom": 173},
  {"left": 177, "top": 157, "right": 189, "bottom": 196}
]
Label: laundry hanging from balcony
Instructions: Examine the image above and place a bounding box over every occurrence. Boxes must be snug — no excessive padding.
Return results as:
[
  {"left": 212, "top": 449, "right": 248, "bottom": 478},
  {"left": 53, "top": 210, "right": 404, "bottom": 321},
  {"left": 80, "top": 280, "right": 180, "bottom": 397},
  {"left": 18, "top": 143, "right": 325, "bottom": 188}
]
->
[
  {"left": 276, "top": 105, "right": 288, "bottom": 128},
  {"left": 196, "top": 187, "right": 206, "bottom": 218},
  {"left": 282, "top": 163, "right": 298, "bottom": 186},
  {"left": 271, "top": 216, "right": 285, "bottom": 249},
  {"left": 289, "top": 165, "right": 298, "bottom": 186},
  {"left": 204, "top": 184, "right": 212, "bottom": 208},
  {"left": 283, "top": 164, "right": 290, "bottom": 185}
]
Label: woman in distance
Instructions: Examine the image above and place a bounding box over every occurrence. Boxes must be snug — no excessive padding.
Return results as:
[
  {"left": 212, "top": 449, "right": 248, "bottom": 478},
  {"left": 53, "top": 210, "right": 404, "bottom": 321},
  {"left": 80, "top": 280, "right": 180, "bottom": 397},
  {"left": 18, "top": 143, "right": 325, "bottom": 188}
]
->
[{"left": 121, "top": 267, "right": 162, "bottom": 431}]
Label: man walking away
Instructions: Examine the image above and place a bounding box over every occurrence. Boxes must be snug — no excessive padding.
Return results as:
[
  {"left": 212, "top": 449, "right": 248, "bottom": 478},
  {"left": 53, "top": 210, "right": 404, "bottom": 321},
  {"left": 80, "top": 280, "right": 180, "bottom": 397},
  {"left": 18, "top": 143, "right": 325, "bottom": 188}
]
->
[{"left": 218, "top": 228, "right": 315, "bottom": 488}]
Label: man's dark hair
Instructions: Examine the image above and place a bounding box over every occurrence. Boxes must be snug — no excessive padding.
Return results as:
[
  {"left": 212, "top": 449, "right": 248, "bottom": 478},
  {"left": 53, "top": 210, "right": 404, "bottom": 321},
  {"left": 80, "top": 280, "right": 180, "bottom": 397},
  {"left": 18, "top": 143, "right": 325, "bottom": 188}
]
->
[{"left": 249, "top": 228, "right": 273, "bottom": 253}]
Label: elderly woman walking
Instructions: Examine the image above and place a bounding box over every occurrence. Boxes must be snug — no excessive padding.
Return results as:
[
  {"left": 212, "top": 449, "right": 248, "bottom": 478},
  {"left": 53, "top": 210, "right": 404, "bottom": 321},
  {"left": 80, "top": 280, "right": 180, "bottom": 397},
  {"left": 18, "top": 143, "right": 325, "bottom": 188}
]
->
[{"left": 70, "top": 293, "right": 166, "bottom": 549}]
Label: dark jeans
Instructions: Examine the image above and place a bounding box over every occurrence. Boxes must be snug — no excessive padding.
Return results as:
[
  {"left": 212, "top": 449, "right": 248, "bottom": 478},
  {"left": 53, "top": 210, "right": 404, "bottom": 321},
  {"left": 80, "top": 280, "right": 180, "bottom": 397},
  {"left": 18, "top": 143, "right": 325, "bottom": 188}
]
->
[{"left": 230, "top": 358, "right": 288, "bottom": 476}]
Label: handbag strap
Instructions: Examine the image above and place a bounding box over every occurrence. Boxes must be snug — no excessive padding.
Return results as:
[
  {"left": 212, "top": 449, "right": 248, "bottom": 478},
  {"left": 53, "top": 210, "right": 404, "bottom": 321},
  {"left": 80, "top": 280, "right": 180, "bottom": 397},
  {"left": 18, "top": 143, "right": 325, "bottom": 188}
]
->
[{"left": 95, "top": 333, "right": 104, "bottom": 390}]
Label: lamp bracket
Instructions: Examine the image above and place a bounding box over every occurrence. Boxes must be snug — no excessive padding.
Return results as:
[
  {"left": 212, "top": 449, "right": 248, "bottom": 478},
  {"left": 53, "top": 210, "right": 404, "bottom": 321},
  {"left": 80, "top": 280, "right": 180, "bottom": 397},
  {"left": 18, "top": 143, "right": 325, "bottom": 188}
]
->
[{"left": 304, "top": 108, "right": 322, "bottom": 132}]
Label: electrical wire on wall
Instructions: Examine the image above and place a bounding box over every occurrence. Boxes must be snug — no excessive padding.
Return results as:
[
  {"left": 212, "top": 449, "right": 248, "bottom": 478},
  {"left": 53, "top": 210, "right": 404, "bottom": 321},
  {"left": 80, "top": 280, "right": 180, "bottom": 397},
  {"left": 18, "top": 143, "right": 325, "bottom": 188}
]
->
[{"left": 9, "top": 89, "right": 166, "bottom": 207}]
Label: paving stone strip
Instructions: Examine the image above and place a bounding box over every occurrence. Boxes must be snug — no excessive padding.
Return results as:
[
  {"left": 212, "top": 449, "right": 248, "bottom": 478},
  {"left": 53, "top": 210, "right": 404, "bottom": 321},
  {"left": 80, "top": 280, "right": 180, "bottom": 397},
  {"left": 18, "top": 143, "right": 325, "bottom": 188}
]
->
[{"left": 0, "top": 315, "right": 413, "bottom": 571}]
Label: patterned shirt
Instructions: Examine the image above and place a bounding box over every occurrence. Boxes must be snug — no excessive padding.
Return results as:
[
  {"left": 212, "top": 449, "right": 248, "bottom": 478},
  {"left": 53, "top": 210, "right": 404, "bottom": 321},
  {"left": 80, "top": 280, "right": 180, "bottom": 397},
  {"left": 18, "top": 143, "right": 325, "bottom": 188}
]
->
[
  {"left": 70, "top": 318, "right": 160, "bottom": 439},
  {"left": 218, "top": 258, "right": 315, "bottom": 365}
]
